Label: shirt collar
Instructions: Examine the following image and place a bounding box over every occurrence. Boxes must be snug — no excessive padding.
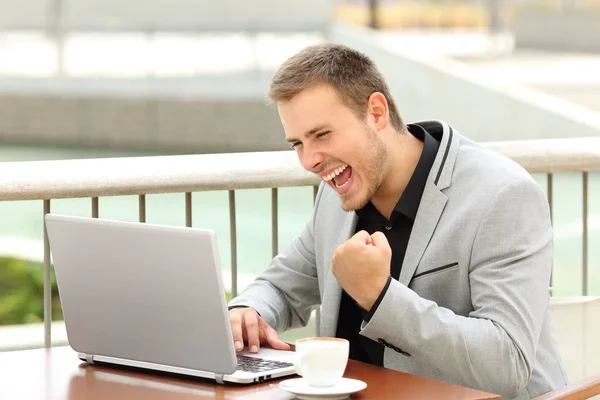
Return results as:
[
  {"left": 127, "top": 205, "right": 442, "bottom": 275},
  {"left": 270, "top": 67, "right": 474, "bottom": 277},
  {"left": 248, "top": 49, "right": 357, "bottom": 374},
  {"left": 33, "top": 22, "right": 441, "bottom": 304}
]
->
[
  {"left": 356, "top": 123, "right": 440, "bottom": 222},
  {"left": 393, "top": 123, "right": 440, "bottom": 220}
]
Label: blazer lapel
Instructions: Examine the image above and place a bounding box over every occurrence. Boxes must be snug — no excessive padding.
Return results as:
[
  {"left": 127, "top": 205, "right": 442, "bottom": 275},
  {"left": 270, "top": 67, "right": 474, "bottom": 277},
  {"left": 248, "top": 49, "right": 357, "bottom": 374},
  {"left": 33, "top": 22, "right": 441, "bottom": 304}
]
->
[
  {"left": 399, "top": 182, "right": 448, "bottom": 285},
  {"left": 319, "top": 211, "right": 358, "bottom": 337},
  {"left": 398, "top": 121, "right": 458, "bottom": 286}
]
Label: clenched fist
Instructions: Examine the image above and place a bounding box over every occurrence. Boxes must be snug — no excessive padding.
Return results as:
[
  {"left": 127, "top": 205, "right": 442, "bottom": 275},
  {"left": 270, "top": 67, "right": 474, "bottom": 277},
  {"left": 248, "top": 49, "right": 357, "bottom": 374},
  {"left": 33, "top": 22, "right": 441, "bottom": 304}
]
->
[{"left": 331, "top": 230, "right": 391, "bottom": 311}]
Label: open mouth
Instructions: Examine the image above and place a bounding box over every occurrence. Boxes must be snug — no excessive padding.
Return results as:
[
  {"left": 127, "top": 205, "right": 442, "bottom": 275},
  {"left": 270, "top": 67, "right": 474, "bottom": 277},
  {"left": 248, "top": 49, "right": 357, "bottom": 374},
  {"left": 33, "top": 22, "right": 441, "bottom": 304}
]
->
[{"left": 323, "top": 164, "right": 353, "bottom": 192}]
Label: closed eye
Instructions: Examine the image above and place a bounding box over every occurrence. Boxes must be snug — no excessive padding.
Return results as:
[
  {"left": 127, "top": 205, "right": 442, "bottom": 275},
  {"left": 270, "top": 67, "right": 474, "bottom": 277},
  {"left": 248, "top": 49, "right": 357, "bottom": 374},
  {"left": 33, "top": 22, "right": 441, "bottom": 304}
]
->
[{"left": 289, "top": 130, "right": 329, "bottom": 148}]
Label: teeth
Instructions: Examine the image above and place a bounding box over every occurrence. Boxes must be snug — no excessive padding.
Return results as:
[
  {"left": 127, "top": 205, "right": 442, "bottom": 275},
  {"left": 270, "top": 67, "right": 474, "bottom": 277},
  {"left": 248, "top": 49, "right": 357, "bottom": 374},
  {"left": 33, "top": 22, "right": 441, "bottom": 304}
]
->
[{"left": 323, "top": 165, "right": 348, "bottom": 182}]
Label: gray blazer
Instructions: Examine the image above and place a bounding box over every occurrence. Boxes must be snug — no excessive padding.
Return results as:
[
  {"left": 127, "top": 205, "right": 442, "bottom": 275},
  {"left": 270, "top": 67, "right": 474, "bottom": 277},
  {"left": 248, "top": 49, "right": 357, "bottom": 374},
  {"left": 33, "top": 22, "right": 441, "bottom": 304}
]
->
[{"left": 229, "top": 120, "right": 569, "bottom": 399}]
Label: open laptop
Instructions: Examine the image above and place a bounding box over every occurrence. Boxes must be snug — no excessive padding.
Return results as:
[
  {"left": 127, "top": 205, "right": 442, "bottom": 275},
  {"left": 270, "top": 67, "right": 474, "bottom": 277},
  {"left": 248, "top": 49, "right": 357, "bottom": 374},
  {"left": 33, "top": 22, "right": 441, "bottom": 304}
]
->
[{"left": 44, "top": 213, "right": 297, "bottom": 384}]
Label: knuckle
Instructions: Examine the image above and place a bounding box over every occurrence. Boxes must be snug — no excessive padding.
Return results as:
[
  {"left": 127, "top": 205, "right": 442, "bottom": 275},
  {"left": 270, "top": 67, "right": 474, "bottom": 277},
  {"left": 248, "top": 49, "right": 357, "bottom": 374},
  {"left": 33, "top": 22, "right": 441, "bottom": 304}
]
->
[
  {"left": 229, "top": 312, "right": 241, "bottom": 324},
  {"left": 244, "top": 308, "right": 258, "bottom": 317},
  {"left": 244, "top": 316, "right": 258, "bottom": 329}
]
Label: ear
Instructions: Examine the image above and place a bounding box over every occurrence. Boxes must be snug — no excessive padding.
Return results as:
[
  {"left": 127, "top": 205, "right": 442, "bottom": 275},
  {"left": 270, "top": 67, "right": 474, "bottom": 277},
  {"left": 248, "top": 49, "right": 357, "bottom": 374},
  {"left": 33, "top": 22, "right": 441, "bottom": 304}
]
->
[{"left": 367, "top": 92, "right": 389, "bottom": 131}]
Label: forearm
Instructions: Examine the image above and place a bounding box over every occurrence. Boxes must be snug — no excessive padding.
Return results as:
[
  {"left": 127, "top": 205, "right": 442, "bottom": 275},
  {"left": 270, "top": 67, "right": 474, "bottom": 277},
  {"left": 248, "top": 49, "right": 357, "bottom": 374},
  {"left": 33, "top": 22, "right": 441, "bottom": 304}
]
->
[
  {"left": 228, "top": 230, "right": 321, "bottom": 331},
  {"left": 228, "top": 269, "right": 319, "bottom": 331},
  {"left": 360, "top": 280, "right": 532, "bottom": 398},
  {"left": 228, "top": 279, "right": 288, "bottom": 330},
  {"left": 229, "top": 182, "right": 326, "bottom": 331}
]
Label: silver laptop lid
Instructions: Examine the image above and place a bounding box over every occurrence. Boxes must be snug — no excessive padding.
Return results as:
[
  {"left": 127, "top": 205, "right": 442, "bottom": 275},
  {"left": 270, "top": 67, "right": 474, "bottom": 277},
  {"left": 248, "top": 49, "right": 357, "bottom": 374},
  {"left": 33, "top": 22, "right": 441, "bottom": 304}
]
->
[{"left": 45, "top": 214, "right": 237, "bottom": 375}]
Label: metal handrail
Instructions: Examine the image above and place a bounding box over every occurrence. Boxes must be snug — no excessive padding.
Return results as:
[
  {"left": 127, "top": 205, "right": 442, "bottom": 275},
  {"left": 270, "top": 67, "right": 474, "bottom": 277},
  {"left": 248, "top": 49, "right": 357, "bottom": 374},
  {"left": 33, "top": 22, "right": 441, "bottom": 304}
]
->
[
  {"left": 0, "top": 151, "right": 318, "bottom": 201},
  {"left": 1, "top": 137, "right": 599, "bottom": 202}
]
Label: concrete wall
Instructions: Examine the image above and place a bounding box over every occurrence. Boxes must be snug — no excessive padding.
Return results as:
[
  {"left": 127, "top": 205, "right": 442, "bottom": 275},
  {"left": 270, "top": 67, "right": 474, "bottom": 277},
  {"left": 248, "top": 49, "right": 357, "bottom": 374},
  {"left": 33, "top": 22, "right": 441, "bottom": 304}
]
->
[
  {"left": 514, "top": 10, "right": 600, "bottom": 54},
  {"left": 0, "top": 92, "right": 287, "bottom": 154},
  {"left": 0, "top": 73, "right": 290, "bottom": 153},
  {"left": 332, "top": 24, "right": 600, "bottom": 142}
]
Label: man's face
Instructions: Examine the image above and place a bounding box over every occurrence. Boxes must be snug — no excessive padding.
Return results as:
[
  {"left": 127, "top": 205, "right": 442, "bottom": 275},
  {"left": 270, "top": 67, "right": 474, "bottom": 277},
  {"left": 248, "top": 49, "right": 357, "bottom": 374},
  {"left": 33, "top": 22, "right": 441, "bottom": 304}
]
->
[{"left": 279, "top": 84, "right": 388, "bottom": 211}]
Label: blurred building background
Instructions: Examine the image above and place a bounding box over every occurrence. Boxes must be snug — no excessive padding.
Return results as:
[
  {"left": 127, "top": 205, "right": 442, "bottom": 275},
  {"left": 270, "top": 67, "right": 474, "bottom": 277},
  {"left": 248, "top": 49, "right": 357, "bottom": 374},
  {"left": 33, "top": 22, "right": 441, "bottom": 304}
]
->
[
  {"left": 0, "top": 0, "right": 599, "bottom": 384},
  {"left": 1, "top": 0, "right": 599, "bottom": 153}
]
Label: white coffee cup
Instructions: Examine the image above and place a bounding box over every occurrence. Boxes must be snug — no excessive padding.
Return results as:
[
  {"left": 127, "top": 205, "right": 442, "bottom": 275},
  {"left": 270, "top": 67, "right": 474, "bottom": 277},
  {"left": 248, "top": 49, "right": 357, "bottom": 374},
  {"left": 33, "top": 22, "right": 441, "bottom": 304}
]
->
[{"left": 294, "top": 337, "right": 349, "bottom": 387}]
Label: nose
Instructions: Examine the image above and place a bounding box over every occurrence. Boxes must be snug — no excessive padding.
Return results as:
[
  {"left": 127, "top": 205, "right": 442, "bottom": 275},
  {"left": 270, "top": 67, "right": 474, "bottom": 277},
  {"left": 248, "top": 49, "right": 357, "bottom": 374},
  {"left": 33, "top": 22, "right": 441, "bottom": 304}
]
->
[{"left": 300, "top": 146, "right": 324, "bottom": 172}]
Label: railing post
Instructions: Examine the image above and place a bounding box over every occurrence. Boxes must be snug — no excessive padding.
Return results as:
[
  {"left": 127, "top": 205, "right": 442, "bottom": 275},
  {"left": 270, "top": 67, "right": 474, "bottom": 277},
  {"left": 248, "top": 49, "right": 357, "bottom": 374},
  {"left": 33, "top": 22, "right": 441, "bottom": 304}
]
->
[
  {"left": 92, "top": 197, "right": 99, "bottom": 218},
  {"left": 547, "top": 174, "right": 554, "bottom": 224},
  {"left": 185, "top": 192, "right": 192, "bottom": 228},
  {"left": 43, "top": 200, "right": 52, "bottom": 348},
  {"left": 583, "top": 172, "right": 588, "bottom": 296},
  {"left": 313, "top": 185, "right": 320, "bottom": 336},
  {"left": 547, "top": 173, "right": 554, "bottom": 293},
  {"left": 229, "top": 191, "right": 238, "bottom": 298},
  {"left": 139, "top": 195, "right": 146, "bottom": 223},
  {"left": 272, "top": 189, "right": 278, "bottom": 258}
]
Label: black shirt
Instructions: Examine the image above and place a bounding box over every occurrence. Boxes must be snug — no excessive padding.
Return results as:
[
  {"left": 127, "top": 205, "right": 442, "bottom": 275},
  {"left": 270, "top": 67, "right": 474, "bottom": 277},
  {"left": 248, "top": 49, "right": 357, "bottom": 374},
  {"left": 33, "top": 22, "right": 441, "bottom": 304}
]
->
[{"left": 334, "top": 123, "right": 440, "bottom": 366}]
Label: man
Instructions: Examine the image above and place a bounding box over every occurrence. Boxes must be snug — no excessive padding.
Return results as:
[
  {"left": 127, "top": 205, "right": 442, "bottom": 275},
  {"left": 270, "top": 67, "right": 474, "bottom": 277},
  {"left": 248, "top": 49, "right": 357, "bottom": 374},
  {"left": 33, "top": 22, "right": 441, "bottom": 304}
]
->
[{"left": 227, "top": 42, "right": 568, "bottom": 399}]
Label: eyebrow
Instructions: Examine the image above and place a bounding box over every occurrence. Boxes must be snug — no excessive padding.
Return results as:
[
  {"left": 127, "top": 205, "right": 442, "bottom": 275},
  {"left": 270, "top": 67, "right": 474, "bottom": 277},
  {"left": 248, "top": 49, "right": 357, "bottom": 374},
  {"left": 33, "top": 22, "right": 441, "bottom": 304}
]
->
[{"left": 286, "top": 123, "right": 331, "bottom": 143}]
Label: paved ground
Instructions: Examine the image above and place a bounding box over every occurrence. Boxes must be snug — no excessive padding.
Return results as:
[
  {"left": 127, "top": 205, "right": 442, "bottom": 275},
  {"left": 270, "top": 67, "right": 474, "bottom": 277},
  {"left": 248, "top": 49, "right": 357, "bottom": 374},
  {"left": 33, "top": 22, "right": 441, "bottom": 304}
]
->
[
  {"left": 456, "top": 49, "right": 600, "bottom": 113},
  {"left": 373, "top": 29, "right": 600, "bottom": 113}
]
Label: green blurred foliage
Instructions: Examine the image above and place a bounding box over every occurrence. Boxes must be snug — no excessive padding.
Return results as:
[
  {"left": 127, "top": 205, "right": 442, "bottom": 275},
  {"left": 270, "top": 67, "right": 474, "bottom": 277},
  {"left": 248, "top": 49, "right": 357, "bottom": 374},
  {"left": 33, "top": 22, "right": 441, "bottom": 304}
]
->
[
  {"left": 0, "top": 257, "right": 233, "bottom": 326},
  {"left": 0, "top": 257, "right": 62, "bottom": 325}
]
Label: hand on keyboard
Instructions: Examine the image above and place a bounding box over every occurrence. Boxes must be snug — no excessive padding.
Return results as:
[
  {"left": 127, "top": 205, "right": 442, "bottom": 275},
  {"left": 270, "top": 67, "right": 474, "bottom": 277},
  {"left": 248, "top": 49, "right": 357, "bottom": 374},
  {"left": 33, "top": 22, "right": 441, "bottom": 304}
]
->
[{"left": 229, "top": 307, "right": 291, "bottom": 353}]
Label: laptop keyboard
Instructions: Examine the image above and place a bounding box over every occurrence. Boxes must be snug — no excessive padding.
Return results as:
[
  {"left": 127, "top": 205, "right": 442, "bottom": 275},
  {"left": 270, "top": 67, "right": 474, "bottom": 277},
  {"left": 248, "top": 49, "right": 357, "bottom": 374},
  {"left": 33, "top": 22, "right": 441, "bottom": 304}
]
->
[{"left": 236, "top": 355, "right": 293, "bottom": 373}]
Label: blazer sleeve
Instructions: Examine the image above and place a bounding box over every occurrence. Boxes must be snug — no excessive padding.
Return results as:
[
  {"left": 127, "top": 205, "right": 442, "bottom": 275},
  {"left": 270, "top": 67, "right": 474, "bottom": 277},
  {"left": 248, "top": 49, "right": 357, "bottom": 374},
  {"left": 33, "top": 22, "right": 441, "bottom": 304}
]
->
[
  {"left": 227, "top": 184, "right": 324, "bottom": 332},
  {"left": 359, "top": 177, "right": 553, "bottom": 399}
]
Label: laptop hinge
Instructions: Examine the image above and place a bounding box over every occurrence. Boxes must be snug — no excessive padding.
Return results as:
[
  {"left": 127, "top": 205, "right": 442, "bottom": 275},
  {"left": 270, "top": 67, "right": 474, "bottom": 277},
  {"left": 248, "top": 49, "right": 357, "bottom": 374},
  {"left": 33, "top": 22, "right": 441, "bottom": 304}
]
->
[
  {"left": 215, "top": 374, "right": 224, "bottom": 384},
  {"left": 85, "top": 354, "right": 95, "bottom": 364}
]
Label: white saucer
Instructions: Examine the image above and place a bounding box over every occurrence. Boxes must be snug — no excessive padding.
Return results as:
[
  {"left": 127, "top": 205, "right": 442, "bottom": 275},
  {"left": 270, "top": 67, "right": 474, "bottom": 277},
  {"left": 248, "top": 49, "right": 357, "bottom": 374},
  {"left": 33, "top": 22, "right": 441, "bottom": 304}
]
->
[{"left": 278, "top": 378, "right": 367, "bottom": 400}]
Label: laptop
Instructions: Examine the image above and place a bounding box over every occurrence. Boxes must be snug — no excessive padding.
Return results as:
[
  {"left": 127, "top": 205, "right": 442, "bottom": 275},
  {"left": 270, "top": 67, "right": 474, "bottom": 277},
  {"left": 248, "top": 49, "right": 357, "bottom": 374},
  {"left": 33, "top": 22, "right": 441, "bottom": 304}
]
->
[{"left": 44, "top": 213, "right": 297, "bottom": 384}]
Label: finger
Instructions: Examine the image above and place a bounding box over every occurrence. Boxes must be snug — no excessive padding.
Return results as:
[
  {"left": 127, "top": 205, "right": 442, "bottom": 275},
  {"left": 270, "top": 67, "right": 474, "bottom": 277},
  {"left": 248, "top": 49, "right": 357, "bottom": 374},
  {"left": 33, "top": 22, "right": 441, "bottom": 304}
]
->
[
  {"left": 371, "top": 231, "right": 391, "bottom": 252},
  {"left": 243, "top": 311, "right": 261, "bottom": 353},
  {"left": 229, "top": 310, "right": 245, "bottom": 352},
  {"left": 352, "top": 230, "right": 372, "bottom": 245},
  {"left": 262, "top": 322, "right": 291, "bottom": 350}
]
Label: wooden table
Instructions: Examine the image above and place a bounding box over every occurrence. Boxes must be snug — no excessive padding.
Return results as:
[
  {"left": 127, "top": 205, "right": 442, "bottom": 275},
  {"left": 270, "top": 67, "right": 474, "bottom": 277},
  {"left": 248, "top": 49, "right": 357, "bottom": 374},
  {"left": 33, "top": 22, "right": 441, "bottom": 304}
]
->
[{"left": 1, "top": 346, "right": 500, "bottom": 399}]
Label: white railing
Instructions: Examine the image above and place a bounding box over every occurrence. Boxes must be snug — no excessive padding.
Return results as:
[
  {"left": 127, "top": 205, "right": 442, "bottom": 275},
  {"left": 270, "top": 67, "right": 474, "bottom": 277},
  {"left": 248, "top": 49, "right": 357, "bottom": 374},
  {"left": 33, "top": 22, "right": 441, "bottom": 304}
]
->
[{"left": 0, "top": 136, "right": 599, "bottom": 349}]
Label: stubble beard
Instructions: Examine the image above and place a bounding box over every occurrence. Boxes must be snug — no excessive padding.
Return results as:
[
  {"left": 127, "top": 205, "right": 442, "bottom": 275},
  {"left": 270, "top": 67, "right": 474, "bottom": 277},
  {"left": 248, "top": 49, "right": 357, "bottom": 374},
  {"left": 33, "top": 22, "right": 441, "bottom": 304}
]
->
[{"left": 340, "top": 127, "right": 388, "bottom": 212}]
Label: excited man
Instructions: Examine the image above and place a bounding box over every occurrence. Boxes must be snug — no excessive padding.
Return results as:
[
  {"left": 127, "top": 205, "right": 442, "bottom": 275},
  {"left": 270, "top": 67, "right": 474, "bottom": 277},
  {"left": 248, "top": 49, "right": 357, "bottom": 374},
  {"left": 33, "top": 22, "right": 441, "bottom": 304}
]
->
[{"left": 227, "top": 43, "right": 567, "bottom": 399}]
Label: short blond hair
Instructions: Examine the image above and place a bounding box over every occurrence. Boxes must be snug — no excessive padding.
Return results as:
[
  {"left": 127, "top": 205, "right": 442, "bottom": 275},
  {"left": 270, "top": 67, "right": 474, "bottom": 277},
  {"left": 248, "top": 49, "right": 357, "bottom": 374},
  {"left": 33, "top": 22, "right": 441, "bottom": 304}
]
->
[{"left": 268, "top": 42, "right": 405, "bottom": 132}]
